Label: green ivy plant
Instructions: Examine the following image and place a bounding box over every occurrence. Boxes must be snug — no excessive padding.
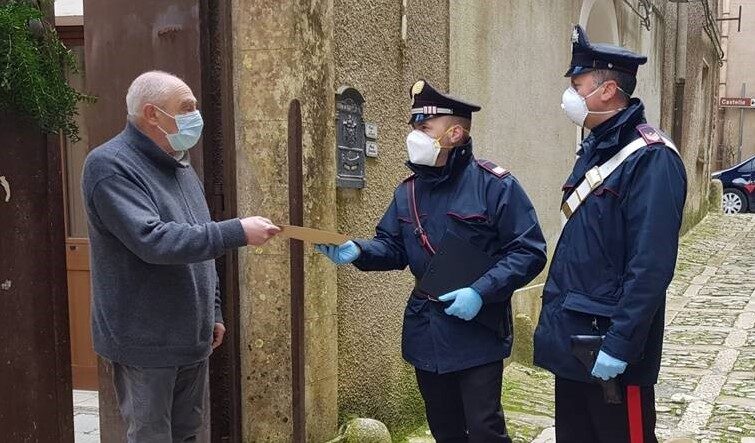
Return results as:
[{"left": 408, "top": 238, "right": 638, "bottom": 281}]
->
[{"left": 0, "top": 0, "right": 94, "bottom": 141}]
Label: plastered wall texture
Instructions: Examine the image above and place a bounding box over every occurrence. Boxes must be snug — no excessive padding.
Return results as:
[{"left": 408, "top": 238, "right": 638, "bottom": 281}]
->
[
  {"left": 449, "top": 0, "right": 583, "bottom": 339},
  {"left": 333, "top": 0, "right": 450, "bottom": 437},
  {"left": 721, "top": 0, "right": 755, "bottom": 164},
  {"left": 232, "top": 0, "right": 338, "bottom": 440},
  {"left": 230, "top": 0, "right": 721, "bottom": 440},
  {"left": 616, "top": 0, "right": 719, "bottom": 233},
  {"left": 674, "top": 2, "right": 721, "bottom": 233},
  {"left": 448, "top": 0, "right": 719, "bottom": 364}
]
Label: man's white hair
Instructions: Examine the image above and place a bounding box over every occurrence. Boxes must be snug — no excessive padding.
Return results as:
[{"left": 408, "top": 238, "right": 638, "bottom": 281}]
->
[{"left": 126, "top": 71, "right": 187, "bottom": 117}]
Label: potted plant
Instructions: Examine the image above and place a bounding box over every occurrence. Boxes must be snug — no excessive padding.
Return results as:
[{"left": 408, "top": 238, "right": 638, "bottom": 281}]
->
[{"left": 0, "top": 0, "right": 93, "bottom": 141}]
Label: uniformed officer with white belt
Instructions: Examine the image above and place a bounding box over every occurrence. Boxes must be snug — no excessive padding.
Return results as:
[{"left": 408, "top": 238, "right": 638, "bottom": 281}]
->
[{"left": 534, "top": 25, "right": 688, "bottom": 443}]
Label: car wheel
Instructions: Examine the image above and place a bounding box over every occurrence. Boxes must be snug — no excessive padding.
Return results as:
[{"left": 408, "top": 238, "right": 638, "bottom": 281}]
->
[{"left": 722, "top": 189, "right": 747, "bottom": 214}]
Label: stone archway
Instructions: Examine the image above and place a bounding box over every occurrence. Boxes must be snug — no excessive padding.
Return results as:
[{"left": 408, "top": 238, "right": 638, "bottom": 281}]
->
[{"left": 579, "top": 0, "right": 620, "bottom": 44}]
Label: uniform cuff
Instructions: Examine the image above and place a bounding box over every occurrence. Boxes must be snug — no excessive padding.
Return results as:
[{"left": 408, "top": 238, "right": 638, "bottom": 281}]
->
[
  {"left": 350, "top": 239, "right": 370, "bottom": 269},
  {"left": 470, "top": 277, "right": 496, "bottom": 304},
  {"left": 601, "top": 331, "right": 636, "bottom": 363}
]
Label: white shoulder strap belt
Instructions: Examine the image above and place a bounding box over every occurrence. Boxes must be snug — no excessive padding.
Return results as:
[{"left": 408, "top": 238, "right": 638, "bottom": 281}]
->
[{"left": 560, "top": 130, "right": 679, "bottom": 227}]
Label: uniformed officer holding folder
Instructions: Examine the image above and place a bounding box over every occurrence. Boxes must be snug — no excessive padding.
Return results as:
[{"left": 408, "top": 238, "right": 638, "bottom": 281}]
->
[{"left": 316, "top": 79, "right": 547, "bottom": 443}]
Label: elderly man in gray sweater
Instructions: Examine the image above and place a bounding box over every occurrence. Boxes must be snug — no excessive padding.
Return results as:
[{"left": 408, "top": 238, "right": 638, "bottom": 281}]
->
[{"left": 82, "top": 71, "right": 279, "bottom": 442}]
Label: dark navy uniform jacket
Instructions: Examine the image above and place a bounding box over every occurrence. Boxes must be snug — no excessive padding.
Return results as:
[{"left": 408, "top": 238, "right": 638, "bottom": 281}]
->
[
  {"left": 352, "top": 141, "right": 547, "bottom": 374},
  {"left": 533, "top": 99, "right": 687, "bottom": 386}
]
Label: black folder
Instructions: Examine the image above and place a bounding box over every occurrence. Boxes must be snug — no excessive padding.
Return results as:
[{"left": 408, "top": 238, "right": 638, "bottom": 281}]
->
[{"left": 416, "top": 230, "right": 508, "bottom": 335}]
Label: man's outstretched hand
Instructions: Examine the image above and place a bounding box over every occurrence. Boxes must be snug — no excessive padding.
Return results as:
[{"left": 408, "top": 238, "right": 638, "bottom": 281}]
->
[{"left": 240, "top": 216, "right": 281, "bottom": 246}]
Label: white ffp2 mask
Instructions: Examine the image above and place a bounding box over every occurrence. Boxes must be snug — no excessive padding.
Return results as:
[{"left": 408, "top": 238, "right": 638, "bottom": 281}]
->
[
  {"left": 405, "top": 130, "right": 441, "bottom": 166},
  {"left": 560, "top": 84, "right": 626, "bottom": 127},
  {"left": 405, "top": 125, "right": 467, "bottom": 166}
]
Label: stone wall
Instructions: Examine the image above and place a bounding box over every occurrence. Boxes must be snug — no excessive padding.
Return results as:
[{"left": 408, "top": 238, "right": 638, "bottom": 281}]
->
[
  {"left": 232, "top": 0, "right": 338, "bottom": 440},
  {"left": 674, "top": 1, "right": 721, "bottom": 234},
  {"left": 720, "top": 0, "right": 755, "bottom": 166},
  {"left": 447, "top": 0, "right": 689, "bottom": 363},
  {"left": 447, "top": 0, "right": 720, "bottom": 365},
  {"left": 333, "top": 0, "right": 450, "bottom": 437},
  {"left": 229, "top": 1, "right": 721, "bottom": 440}
]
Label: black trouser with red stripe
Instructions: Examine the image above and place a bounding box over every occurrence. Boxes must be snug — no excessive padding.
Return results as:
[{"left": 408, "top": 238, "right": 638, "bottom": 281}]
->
[
  {"left": 555, "top": 377, "right": 657, "bottom": 443},
  {"left": 415, "top": 360, "right": 511, "bottom": 443}
]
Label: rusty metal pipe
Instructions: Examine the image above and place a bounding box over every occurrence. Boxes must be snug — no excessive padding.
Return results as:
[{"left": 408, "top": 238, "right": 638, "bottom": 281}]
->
[{"left": 288, "top": 99, "right": 305, "bottom": 443}]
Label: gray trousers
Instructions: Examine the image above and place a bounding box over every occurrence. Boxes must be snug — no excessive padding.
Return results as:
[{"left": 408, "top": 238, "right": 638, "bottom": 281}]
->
[{"left": 112, "top": 359, "right": 209, "bottom": 443}]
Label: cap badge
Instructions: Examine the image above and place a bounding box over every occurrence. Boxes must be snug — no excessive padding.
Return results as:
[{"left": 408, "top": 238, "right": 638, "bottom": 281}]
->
[{"left": 411, "top": 80, "right": 425, "bottom": 97}]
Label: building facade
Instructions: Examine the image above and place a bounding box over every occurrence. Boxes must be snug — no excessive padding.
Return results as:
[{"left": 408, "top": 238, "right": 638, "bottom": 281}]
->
[{"left": 230, "top": 0, "right": 723, "bottom": 440}]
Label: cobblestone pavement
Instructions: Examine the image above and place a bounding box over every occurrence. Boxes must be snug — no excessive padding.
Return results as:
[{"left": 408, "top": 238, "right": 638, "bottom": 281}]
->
[
  {"left": 657, "top": 214, "right": 755, "bottom": 442},
  {"left": 405, "top": 214, "right": 755, "bottom": 443}
]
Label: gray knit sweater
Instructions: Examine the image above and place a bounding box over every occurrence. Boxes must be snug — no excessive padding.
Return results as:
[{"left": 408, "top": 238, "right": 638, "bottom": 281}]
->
[{"left": 82, "top": 123, "right": 247, "bottom": 367}]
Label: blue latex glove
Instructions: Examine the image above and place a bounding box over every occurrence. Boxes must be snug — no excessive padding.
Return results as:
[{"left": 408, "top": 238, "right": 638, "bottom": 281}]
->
[
  {"left": 591, "top": 350, "right": 627, "bottom": 381},
  {"left": 315, "top": 241, "right": 361, "bottom": 265},
  {"left": 438, "top": 287, "right": 483, "bottom": 321}
]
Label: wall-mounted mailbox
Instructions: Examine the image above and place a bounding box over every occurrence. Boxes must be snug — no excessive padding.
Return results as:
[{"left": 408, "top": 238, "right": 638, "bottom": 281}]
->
[{"left": 336, "top": 86, "right": 366, "bottom": 189}]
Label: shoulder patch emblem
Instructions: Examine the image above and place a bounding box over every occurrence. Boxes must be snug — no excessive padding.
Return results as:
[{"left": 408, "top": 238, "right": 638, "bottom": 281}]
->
[
  {"left": 636, "top": 123, "right": 664, "bottom": 146},
  {"left": 477, "top": 160, "right": 510, "bottom": 178}
]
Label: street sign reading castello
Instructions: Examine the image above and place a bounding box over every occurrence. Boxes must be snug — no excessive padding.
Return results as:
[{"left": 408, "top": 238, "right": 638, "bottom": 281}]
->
[{"left": 720, "top": 97, "right": 755, "bottom": 108}]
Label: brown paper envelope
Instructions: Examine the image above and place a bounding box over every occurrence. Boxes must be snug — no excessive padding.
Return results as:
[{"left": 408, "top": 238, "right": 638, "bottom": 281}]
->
[{"left": 278, "top": 225, "right": 349, "bottom": 245}]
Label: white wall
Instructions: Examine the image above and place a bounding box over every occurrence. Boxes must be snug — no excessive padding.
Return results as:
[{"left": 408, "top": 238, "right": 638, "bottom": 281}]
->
[
  {"left": 55, "top": 0, "right": 82, "bottom": 17},
  {"left": 722, "top": 0, "right": 755, "bottom": 163},
  {"left": 449, "top": 0, "right": 667, "bottom": 244},
  {"left": 617, "top": 2, "right": 666, "bottom": 128},
  {"left": 449, "top": 0, "right": 581, "bottom": 246},
  {"left": 449, "top": 0, "right": 673, "bottom": 323}
]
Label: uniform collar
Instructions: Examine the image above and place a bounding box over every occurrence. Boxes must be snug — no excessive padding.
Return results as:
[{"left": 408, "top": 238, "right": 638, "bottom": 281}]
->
[
  {"left": 124, "top": 122, "right": 188, "bottom": 169},
  {"left": 583, "top": 98, "right": 645, "bottom": 153},
  {"left": 407, "top": 139, "right": 474, "bottom": 185}
]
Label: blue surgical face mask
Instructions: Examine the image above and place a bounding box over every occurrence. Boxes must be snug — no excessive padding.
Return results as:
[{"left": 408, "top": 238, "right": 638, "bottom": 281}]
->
[{"left": 154, "top": 106, "right": 204, "bottom": 151}]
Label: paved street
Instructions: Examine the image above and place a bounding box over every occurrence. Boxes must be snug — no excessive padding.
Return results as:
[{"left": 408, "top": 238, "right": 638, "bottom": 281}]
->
[
  {"left": 406, "top": 213, "right": 755, "bottom": 443},
  {"left": 73, "top": 390, "right": 100, "bottom": 443},
  {"left": 72, "top": 215, "right": 755, "bottom": 442},
  {"left": 656, "top": 213, "right": 755, "bottom": 442}
]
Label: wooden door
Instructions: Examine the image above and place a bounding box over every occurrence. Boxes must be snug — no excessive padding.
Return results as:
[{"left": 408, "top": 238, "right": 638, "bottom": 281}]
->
[
  {"left": 60, "top": 41, "right": 99, "bottom": 391},
  {"left": 0, "top": 114, "right": 73, "bottom": 443},
  {"left": 65, "top": 239, "right": 96, "bottom": 390},
  {"left": 0, "top": 4, "right": 75, "bottom": 441},
  {"left": 83, "top": 1, "right": 241, "bottom": 441}
]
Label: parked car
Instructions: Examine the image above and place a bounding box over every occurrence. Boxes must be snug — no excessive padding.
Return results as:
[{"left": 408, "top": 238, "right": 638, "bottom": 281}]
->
[{"left": 711, "top": 155, "right": 755, "bottom": 214}]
